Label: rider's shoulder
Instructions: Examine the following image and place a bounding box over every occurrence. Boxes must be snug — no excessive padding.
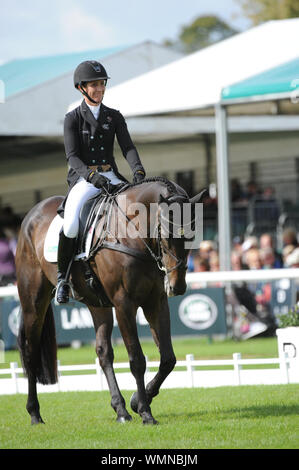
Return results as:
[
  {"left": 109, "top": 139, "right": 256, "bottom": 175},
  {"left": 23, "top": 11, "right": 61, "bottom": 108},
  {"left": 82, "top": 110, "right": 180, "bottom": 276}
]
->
[
  {"left": 65, "top": 105, "right": 80, "bottom": 121},
  {"left": 102, "top": 104, "right": 123, "bottom": 118}
]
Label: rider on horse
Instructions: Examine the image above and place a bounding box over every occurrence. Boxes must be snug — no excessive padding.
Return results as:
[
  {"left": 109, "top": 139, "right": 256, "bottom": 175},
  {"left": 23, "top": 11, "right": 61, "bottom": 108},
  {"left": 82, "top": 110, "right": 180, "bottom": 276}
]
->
[{"left": 56, "top": 60, "right": 146, "bottom": 304}]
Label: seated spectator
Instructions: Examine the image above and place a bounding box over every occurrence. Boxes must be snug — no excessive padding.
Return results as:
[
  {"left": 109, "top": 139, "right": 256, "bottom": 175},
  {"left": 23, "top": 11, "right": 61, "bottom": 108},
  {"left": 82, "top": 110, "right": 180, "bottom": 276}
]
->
[
  {"left": 231, "top": 249, "right": 247, "bottom": 270},
  {"left": 282, "top": 227, "right": 298, "bottom": 248},
  {"left": 193, "top": 253, "right": 210, "bottom": 272},
  {"left": 0, "top": 228, "right": 16, "bottom": 285},
  {"left": 242, "top": 236, "right": 259, "bottom": 253},
  {"left": 244, "top": 248, "right": 262, "bottom": 270},
  {"left": 209, "top": 252, "right": 220, "bottom": 271},
  {"left": 199, "top": 240, "right": 216, "bottom": 261},
  {"left": 260, "top": 247, "right": 282, "bottom": 269},
  {"left": 285, "top": 247, "right": 299, "bottom": 268},
  {"left": 282, "top": 244, "right": 296, "bottom": 267},
  {"left": 259, "top": 232, "right": 283, "bottom": 267}
]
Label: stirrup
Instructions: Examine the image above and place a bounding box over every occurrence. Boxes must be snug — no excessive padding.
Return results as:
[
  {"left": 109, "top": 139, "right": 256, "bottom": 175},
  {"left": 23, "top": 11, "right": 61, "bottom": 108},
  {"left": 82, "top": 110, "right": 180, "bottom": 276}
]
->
[{"left": 55, "top": 279, "right": 71, "bottom": 304}]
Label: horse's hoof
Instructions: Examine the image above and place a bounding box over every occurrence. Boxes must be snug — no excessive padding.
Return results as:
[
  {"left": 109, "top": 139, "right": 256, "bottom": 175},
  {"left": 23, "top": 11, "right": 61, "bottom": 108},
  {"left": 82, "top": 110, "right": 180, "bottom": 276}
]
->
[
  {"left": 142, "top": 416, "right": 158, "bottom": 425},
  {"left": 130, "top": 392, "right": 138, "bottom": 414},
  {"left": 117, "top": 413, "right": 132, "bottom": 423},
  {"left": 31, "top": 416, "right": 45, "bottom": 425}
]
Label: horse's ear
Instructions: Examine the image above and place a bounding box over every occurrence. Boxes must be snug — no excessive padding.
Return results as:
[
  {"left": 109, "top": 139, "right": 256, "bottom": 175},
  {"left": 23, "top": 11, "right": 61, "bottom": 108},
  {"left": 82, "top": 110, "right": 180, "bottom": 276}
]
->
[
  {"left": 189, "top": 188, "right": 208, "bottom": 204},
  {"left": 159, "top": 194, "right": 169, "bottom": 204}
]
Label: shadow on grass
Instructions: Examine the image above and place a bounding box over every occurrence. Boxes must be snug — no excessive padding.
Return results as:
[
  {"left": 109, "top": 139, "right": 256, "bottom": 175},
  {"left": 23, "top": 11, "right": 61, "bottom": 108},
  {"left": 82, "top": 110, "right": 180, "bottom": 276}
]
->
[{"left": 158, "top": 404, "right": 299, "bottom": 422}]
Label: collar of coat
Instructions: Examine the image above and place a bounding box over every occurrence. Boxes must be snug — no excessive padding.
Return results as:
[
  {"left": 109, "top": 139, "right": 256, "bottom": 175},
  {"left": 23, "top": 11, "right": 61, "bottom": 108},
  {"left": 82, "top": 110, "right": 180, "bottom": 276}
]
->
[{"left": 80, "top": 100, "right": 110, "bottom": 134}]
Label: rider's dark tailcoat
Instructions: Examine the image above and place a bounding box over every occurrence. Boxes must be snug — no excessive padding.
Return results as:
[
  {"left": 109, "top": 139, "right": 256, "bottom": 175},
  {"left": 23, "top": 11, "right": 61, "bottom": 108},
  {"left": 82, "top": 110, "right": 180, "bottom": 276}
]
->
[
  {"left": 58, "top": 100, "right": 144, "bottom": 216},
  {"left": 64, "top": 100, "right": 144, "bottom": 189}
]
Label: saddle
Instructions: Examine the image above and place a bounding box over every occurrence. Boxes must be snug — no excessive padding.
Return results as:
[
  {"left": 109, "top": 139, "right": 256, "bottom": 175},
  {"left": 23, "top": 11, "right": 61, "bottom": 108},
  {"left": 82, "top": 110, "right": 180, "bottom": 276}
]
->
[{"left": 44, "top": 183, "right": 150, "bottom": 307}]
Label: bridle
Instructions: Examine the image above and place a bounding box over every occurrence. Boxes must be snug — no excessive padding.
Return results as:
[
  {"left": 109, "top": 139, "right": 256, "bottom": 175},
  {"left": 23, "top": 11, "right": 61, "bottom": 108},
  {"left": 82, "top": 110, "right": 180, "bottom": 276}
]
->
[{"left": 153, "top": 209, "right": 188, "bottom": 275}]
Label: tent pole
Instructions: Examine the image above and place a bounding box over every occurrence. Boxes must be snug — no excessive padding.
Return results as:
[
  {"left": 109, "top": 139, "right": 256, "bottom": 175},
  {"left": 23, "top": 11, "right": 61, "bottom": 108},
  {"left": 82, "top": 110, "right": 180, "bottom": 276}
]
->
[{"left": 215, "top": 103, "right": 231, "bottom": 270}]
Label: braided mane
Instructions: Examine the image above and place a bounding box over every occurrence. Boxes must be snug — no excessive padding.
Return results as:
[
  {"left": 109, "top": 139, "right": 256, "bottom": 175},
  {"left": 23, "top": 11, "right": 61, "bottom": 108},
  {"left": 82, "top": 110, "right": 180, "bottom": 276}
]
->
[{"left": 119, "top": 176, "right": 188, "bottom": 200}]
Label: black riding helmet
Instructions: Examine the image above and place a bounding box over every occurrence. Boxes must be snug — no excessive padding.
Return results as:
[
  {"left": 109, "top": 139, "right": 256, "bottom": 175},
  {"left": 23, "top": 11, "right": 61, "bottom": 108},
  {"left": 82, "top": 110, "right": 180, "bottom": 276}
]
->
[{"left": 74, "top": 60, "right": 110, "bottom": 104}]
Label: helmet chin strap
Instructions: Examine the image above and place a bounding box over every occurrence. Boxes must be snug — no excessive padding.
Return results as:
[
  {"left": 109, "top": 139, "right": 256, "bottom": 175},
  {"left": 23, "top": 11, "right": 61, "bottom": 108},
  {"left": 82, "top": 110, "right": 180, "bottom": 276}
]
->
[{"left": 79, "top": 85, "right": 100, "bottom": 105}]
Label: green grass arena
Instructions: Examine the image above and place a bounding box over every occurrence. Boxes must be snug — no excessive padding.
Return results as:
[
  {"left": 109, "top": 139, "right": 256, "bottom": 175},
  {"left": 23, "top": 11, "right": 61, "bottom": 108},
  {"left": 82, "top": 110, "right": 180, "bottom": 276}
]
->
[{"left": 1, "top": 338, "right": 298, "bottom": 449}]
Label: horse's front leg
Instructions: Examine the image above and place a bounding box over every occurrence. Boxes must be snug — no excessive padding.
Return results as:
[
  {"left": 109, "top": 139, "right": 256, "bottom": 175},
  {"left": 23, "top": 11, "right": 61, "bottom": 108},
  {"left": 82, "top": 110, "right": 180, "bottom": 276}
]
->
[
  {"left": 88, "top": 305, "right": 132, "bottom": 422},
  {"left": 139, "top": 294, "right": 176, "bottom": 406},
  {"left": 114, "top": 295, "right": 157, "bottom": 425}
]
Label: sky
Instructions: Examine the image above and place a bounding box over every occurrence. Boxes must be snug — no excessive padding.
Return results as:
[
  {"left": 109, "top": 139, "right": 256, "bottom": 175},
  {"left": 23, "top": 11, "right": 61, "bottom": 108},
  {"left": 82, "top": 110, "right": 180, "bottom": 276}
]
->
[{"left": 1, "top": 0, "right": 251, "bottom": 64}]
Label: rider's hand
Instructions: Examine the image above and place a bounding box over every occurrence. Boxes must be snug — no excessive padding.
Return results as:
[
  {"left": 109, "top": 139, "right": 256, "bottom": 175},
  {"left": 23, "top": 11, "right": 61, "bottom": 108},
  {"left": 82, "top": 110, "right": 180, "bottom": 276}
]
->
[
  {"left": 88, "top": 171, "right": 111, "bottom": 190},
  {"left": 133, "top": 169, "right": 146, "bottom": 184}
]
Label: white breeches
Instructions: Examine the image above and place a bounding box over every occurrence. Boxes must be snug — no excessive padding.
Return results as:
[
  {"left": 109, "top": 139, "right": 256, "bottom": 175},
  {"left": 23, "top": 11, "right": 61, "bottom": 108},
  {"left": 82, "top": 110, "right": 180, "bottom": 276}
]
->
[{"left": 63, "top": 171, "right": 123, "bottom": 238}]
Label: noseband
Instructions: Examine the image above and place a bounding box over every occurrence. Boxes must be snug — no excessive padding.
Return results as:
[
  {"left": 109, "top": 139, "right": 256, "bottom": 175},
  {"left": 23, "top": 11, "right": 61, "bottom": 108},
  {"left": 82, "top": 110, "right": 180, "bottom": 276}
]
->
[{"left": 154, "top": 211, "right": 187, "bottom": 275}]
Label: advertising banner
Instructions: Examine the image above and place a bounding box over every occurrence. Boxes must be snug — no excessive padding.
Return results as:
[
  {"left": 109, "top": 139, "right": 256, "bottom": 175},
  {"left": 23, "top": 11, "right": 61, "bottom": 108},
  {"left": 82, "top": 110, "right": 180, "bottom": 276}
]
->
[{"left": 0, "top": 288, "right": 226, "bottom": 350}]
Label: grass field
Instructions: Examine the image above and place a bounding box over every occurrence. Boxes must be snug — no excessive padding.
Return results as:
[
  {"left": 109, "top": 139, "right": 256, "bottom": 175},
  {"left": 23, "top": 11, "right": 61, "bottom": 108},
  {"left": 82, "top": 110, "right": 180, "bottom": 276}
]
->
[
  {"left": 1, "top": 337, "right": 299, "bottom": 449},
  {"left": 2, "top": 336, "right": 279, "bottom": 366},
  {"left": 0, "top": 385, "right": 298, "bottom": 449}
]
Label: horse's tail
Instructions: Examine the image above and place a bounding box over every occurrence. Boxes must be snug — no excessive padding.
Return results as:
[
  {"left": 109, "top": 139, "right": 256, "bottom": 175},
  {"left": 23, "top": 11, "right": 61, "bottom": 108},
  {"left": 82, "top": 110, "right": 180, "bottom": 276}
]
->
[{"left": 18, "top": 303, "right": 58, "bottom": 385}]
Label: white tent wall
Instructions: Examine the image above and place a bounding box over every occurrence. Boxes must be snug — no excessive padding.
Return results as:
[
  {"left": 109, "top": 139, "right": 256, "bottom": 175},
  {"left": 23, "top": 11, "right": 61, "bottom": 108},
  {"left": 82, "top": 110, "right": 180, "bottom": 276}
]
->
[{"left": 104, "top": 19, "right": 299, "bottom": 117}]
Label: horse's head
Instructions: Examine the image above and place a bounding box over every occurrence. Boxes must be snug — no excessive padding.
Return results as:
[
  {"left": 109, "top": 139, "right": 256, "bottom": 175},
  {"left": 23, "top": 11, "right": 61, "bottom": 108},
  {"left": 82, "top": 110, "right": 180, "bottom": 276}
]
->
[{"left": 157, "top": 188, "right": 207, "bottom": 297}]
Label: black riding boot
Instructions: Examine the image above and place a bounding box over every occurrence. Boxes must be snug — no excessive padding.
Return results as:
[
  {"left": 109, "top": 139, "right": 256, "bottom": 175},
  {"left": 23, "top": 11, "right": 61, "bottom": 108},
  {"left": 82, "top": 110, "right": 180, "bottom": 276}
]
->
[{"left": 56, "top": 230, "right": 76, "bottom": 304}]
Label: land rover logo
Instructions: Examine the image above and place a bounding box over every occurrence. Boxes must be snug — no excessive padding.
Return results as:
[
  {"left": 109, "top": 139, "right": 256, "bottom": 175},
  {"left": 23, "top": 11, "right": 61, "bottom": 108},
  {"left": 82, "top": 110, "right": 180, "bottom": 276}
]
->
[{"left": 178, "top": 294, "right": 217, "bottom": 330}]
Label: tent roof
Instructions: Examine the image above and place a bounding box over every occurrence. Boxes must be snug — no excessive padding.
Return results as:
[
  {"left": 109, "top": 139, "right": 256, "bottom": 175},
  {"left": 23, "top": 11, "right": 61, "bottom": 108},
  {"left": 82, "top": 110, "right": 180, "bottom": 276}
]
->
[
  {"left": 0, "top": 45, "right": 128, "bottom": 98},
  {"left": 103, "top": 18, "right": 299, "bottom": 117},
  {"left": 221, "top": 56, "right": 299, "bottom": 102}
]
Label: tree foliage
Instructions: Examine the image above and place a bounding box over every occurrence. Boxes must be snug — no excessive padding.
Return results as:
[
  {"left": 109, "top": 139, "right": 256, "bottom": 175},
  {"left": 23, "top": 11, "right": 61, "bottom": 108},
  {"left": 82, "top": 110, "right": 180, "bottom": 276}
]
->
[
  {"left": 236, "top": 0, "right": 299, "bottom": 25},
  {"left": 164, "top": 15, "right": 238, "bottom": 53}
]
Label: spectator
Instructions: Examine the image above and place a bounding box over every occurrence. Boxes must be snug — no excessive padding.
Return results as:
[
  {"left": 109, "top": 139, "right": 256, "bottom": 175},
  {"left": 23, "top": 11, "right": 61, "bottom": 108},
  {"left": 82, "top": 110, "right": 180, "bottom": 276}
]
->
[
  {"left": 232, "top": 236, "right": 244, "bottom": 255},
  {"left": 199, "top": 240, "right": 216, "bottom": 261},
  {"left": 260, "top": 247, "right": 282, "bottom": 269},
  {"left": 209, "top": 252, "right": 220, "bottom": 271},
  {"left": 282, "top": 244, "right": 296, "bottom": 267},
  {"left": 259, "top": 232, "right": 283, "bottom": 268},
  {"left": 231, "top": 249, "right": 247, "bottom": 270},
  {"left": 244, "top": 180, "right": 260, "bottom": 201},
  {"left": 285, "top": 247, "right": 299, "bottom": 268},
  {"left": 244, "top": 248, "right": 262, "bottom": 270},
  {"left": 0, "top": 228, "right": 16, "bottom": 285},
  {"left": 193, "top": 253, "right": 210, "bottom": 272},
  {"left": 231, "top": 178, "right": 245, "bottom": 203},
  {"left": 242, "top": 236, "right": 259, "bottom": 253},
  {"left": 282, "top": 227, "right": 298, "bottom": 247}
]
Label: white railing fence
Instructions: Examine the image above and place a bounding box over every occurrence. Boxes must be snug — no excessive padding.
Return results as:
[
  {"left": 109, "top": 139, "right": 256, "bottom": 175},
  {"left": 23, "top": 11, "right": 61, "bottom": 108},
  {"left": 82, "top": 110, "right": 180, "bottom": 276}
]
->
[
  {"left": 0, "top": 352, "right": 296, "bottom": 396},
  {"left": 1, "top": 267, "right": 299, "bottom": 300}
]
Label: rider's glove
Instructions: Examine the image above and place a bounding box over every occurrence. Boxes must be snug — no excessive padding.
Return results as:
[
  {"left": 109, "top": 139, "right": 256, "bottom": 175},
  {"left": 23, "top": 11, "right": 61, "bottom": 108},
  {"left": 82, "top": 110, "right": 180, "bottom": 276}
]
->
[{"left": 133, "top": 169, "right": 146, "bottom": 184}]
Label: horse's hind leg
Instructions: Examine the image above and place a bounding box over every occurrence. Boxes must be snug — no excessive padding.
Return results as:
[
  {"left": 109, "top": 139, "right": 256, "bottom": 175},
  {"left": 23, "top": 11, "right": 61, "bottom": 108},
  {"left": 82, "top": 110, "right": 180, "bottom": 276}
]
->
[
  {"left": 17, "top": 270, "right": 55, "bottom": 425},
  {"left": 88, "top": 305, "right": 132, "bottom": 422}
]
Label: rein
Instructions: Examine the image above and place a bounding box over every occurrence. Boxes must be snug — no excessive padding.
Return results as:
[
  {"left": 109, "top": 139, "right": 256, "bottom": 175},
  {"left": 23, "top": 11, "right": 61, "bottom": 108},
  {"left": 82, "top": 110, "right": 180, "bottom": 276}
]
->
[{"left": 87, "top": 182, "right": 188, "bottom": 276}]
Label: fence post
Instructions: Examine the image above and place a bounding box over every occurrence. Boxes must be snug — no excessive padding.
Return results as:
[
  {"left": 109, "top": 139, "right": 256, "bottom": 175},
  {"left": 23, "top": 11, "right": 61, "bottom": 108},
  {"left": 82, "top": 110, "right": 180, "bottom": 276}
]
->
[
  {"left": 10, "top": 362, "right": 19, "bottom": 394},
  {"left": 56, "top": 359, "right": 61, "bottom": 392},
  {"left": 95, "top": 358, "right": 103, "bottom": 391},
  {"left": 280, "top": 351, "right": 290, "bottom": 384},
  {"left": 233, "top": 353, "right": 242, "bottom": 386},
  {"left": 186, "top": 354, "right": 194, "bottom": 388}
]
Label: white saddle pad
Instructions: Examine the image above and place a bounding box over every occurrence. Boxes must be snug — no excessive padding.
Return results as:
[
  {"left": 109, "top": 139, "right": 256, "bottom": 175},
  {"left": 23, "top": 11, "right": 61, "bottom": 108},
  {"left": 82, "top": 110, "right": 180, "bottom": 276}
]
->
[
  {"left": 44, "top": 214, "right": 93, "bottom": 263},
  {"left": 44, "top": 215, "right": 64, "bottom": 262}
]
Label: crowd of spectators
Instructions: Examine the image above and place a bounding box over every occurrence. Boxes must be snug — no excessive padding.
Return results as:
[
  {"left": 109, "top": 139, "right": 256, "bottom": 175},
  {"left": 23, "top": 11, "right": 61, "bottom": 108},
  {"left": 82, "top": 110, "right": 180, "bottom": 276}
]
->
[
  {"left": 0, "top": 206, "right": 21, "bottom": 286},
  {"left": 187, "top": 227, "right": 299, "bottom": 274}
]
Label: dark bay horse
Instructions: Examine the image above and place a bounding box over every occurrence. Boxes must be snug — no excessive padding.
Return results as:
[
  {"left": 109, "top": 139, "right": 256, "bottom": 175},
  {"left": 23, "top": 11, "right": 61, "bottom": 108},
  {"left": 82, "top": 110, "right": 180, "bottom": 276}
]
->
[{"left": 16, "top": 178, "right": 205, "bottom": 425}]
